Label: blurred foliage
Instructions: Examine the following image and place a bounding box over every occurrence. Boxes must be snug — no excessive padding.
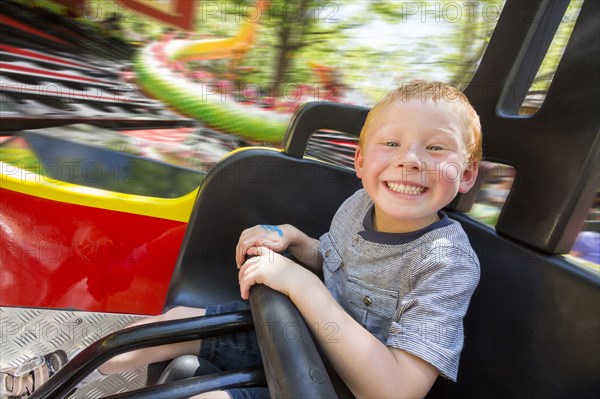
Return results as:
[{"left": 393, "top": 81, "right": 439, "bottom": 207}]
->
[
  {"left": 529, "top": 0, "right": 583, "bottom": 93},
  {"left": 468, "top": 203, "right": 501, "bottom": 227},
  {"left": 86, "top": 0, "right": 509, "bottom": 102},
  {"left": 240, "top": 0, "right": 507, "bottom": 100},
  {"left": 21, "top": 0, "right": 582, "bottom": 105}
]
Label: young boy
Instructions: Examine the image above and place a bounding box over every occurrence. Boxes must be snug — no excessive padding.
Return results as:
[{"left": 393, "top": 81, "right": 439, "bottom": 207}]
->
[
  {"left": 2, "top": 81, "right": 481, "bottom": 399},
  {"left": 234, "top": 80, "right": 482, "bottom": 398}
]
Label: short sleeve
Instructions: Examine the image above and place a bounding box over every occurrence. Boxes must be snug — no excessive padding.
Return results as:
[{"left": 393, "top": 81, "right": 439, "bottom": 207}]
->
[{"left": 385, "top": 244, "right": 480, "bottom": 381}]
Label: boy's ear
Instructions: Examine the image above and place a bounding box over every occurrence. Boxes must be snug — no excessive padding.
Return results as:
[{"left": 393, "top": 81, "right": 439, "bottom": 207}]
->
[
  {"left": 458, "top": 161, "right": 479, "bottom": 193},
  {"left": 354, "top": 146, "right": 364, "bottom": 179}
]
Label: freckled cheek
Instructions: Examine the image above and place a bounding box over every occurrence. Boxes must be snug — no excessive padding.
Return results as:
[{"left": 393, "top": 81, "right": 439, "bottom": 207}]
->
[
  {"left": 366, "top": 152, "right": 392, "bottom": 170},
  {"left": 382, "top": 151, "right": 401, "bottom": 165}
]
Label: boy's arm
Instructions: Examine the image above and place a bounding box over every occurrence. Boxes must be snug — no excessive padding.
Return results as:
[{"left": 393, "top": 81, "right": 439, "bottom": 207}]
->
[
  {"left": 236, "top": 224, "right": 322, "bottom": 273},
  {"left": 285, "top": 229, "right": 322, "bottom": 273},
  {"left": 289, "top": 270, "right": 439, "bottom": 399},
  {"left": 238, "top": 249, "right": 439, "bottom": 398}
]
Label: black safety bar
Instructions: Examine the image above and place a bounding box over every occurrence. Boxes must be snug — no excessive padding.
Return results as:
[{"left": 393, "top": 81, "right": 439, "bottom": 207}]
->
[
  {"left": 249, "top": 285, "right": 338, "bottom": 399},
  {"left": 30, "top": 286, "right": 339, "bottom": 398},
  {"left": 29, "top": 311, "right": 254, "bottom": 399},
  {"left": 104, "top": 367, "right": 266, "bottom": 399}
]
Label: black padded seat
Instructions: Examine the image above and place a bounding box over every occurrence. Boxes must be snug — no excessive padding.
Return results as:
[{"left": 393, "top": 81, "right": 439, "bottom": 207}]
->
[{"left": 164, "top": 147, "right": 363, "bottom": 309}]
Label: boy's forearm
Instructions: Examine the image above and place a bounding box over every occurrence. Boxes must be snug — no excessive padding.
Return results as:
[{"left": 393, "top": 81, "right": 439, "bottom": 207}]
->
[
  {"left": 285, "top": 225, "right": 322, "bottom": 272},
  {"left": 287, "top": 274, "right": 436, "bottom": 398},
  {"left": 288, "top": 279, "right": 378, "bottom": 395}
]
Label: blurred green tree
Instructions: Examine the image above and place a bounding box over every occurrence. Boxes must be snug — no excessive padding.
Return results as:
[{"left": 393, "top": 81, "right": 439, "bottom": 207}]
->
[{"left": 368, "top": 0, "right": 504, "bottom": 87}]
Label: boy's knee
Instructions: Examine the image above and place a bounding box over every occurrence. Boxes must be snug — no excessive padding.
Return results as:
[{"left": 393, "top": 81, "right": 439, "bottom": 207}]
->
[
  {"left": 190, "top": 391, "right": 232, "bottom": 399},
  {"left": 162, "top": 306, "right": 206, "bottom": 321},
  {"left": 97, "top": 354, "right": 126, "bottom": 375}
]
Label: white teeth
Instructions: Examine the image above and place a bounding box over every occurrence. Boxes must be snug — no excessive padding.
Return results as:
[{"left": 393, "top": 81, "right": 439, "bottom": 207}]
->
[{"left": 386, "top": 182, "right": 425, "bottom": 195}]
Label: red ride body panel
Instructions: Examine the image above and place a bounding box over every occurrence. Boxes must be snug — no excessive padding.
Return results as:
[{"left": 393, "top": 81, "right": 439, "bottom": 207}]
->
[{"left": 0, "top": 189, "right": 186, "bottom": 315}]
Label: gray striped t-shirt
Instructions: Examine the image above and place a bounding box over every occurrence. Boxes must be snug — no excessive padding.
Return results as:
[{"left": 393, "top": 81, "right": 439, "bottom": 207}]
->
[{"left": 319, "top": 189, "right": 480, "bottom": 381}]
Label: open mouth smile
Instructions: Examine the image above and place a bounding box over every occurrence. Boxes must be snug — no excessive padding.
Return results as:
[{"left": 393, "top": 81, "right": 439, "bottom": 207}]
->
[{"left": 386, "top": 182, "right": 426, "bottom": 195}]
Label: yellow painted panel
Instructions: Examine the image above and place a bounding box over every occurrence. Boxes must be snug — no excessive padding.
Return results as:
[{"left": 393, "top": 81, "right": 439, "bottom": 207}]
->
[{"left": 1, "top": 162, "right": 197, "bottom": 222}]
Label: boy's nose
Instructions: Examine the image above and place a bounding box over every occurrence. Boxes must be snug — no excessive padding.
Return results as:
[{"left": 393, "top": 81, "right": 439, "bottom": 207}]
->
[{"left": 395, "top": 147, "right": 423, "bottom": 170}]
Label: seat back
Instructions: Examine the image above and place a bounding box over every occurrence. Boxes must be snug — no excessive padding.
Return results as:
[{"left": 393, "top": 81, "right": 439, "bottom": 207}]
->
[
  {"left": 429, "top": 1, "right": 600, "bottom": 397},
  {"left": 427, "top": 214, "right": 600, "bottom": 399},
  {"left": 164, "top": 147, "right": 363, "bottom": 308}
]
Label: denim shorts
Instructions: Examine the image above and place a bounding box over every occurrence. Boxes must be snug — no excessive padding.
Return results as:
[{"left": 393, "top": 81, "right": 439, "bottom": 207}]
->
[{"left": 199, "top": 301, "right": 270, "bottom": 399}]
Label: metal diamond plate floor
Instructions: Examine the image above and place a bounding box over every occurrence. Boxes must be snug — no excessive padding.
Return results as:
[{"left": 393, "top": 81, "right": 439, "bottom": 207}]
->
[{"left": 0, "top": 307, "right": 148, "bottom": 398}]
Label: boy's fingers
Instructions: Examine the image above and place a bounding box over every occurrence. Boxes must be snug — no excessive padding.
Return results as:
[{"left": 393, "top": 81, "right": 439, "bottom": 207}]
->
[
  {"left": 258, "top": 240, "right": 279, "bottom": 251},
  {"left": 253, "top": 246, "right": 270, "bottom": 256},
  {"left": 239, "top": 282, "right": 250, "bottom": 300},
  {"left": 236, "top": 240, "right": 256, "bottom": 266},
  {"left": 235, "top": 226, "right": 259, "bottom": 264},
  {"left": 246, "top": 247, "right": 261, "bottom": 257},
  {"left": 236, "top": 224, "right": 284, "bottom": 265},
  {"left": 239, "top": 263, "right": 260, "bottom": 300},
  {"left": 238, "top": 257, "right": 260, "bottom": 283},
  {"left": 235, "top": 240, "right": 245, "bottom": 265},
  {"left": 238, "top": 262, "right": 246, "bottom": 281}
]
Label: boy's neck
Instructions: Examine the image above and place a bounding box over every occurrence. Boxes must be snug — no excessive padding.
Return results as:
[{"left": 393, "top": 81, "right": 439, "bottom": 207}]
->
[{"left": 372, "top": 210, "right": 441, "bottom": 234}]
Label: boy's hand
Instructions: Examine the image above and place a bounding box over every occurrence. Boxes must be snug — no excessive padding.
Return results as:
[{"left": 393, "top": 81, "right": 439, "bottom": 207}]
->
[
  {"left": 238, "top": 246, "right": 307, "bottom": 300},
  {"left": 235, "top": 224, "right": 296, "bottom": 266}
]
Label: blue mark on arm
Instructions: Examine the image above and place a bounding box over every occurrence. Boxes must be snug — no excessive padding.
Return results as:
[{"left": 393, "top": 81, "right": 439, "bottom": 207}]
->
[{"left": 259, "top": 225, "right": 283, "bottom": 237}]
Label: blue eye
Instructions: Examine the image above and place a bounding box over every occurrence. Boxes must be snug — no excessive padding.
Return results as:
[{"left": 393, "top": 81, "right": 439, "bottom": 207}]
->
[{"left": 428, "top": 145, "right": 445, "bottom": 151}]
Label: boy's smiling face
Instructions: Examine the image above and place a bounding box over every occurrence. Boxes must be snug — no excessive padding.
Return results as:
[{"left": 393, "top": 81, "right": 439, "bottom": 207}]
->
[{"left": 355, "top": 98, "right": 479, "bottom": 233}]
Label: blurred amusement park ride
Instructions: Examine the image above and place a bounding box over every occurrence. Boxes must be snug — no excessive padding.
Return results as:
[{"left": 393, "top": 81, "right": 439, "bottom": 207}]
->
[
  {"left": 0, "top": 1, "right": 379, "bottom": 396},
  {"left": 1, "top": 0, "right": 599, "bottom": 398},
  {"left": 1, "top": 0, "right": 368, "bottom": 320}
]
